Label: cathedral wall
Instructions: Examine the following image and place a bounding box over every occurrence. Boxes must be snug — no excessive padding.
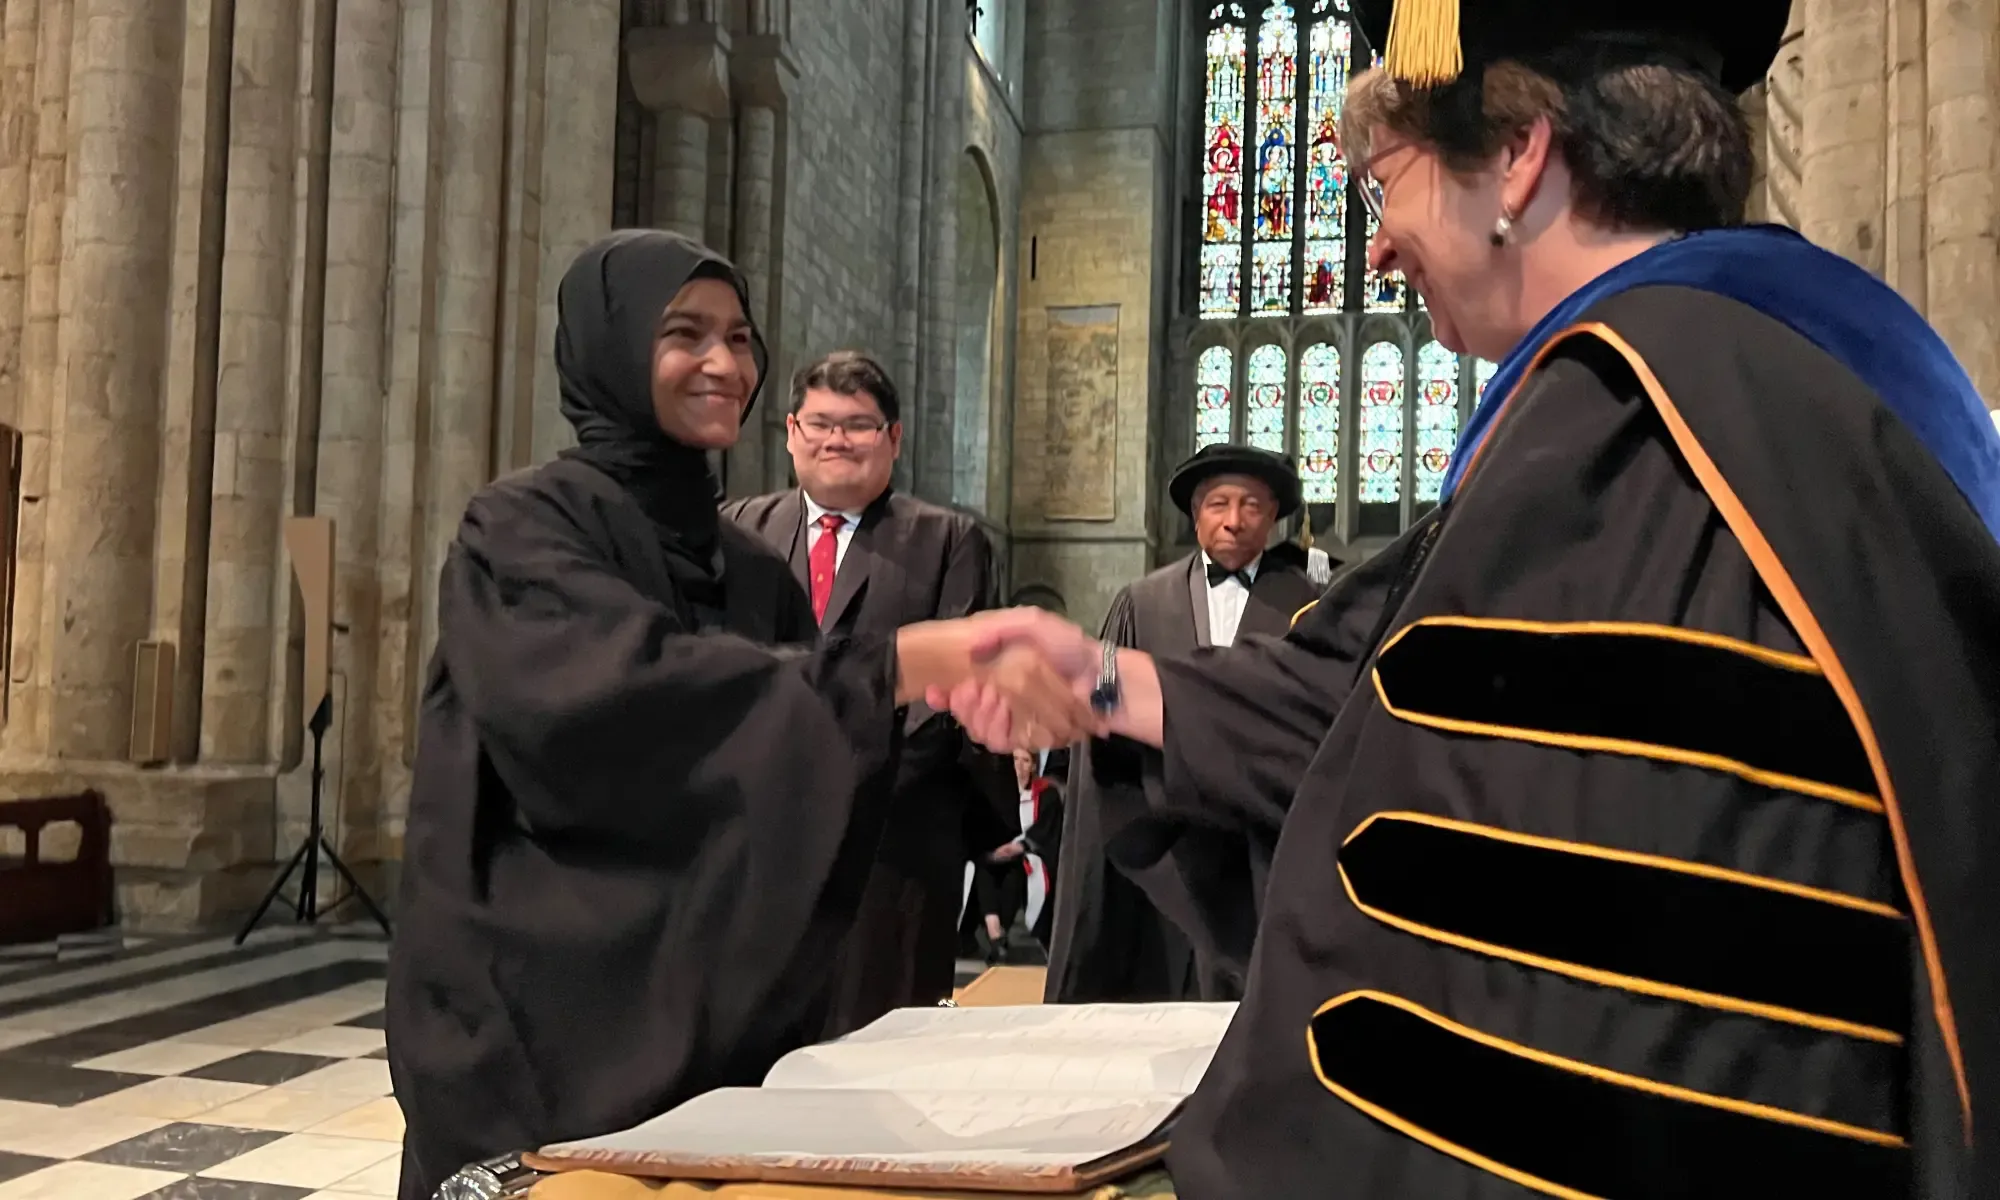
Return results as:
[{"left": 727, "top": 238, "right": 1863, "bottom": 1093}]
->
[
  {"left": 0, "top": 0, "right": 625, "bottom": 928},
  {"left": 774, "top": 0, "right": 909, "bottom": 487},
  {"left": 1008, "top": 0, "right": 1183, "bottom": 632},
  {"left": 0, "top": 0, "right": 1032, "bottom": 932}
]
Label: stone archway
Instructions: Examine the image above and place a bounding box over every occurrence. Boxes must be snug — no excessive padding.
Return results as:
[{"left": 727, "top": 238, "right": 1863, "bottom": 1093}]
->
[{"left": 953, "top": 148, "right": 1001, "bottom": 513}]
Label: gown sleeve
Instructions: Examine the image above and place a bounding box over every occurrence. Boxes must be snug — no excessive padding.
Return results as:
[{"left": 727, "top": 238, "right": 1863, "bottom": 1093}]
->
[
  {"left": 1045, "top": 589, "right": 1183, "bottom": 1001},
  {"left": 441, "top": 478, "right": 901, "bottom": 853},
  {"left": 1092, "top": 528, "right": 1431, "bottom": 992}
]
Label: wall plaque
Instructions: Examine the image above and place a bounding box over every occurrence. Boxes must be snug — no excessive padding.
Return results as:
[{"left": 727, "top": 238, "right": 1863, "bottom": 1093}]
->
[{"left": 1042, "top": 305, "right": 1119, "bottom": 521}]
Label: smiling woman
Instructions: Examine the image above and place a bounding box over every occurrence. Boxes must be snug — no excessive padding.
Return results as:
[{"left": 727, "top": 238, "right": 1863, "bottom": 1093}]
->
[
  {"left": 385, "top": 231, "right": 1095, "bottom": 1200},
  {"left": 648, "top": 277, "right": 762, "bottom": 449}
]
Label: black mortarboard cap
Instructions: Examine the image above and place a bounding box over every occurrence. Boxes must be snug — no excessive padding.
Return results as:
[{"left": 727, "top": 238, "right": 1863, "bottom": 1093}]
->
[
  {"left": 1349, "top": 0, "right": 1792, "bottom": 94},
  {"left": 1169, "top": 444, "right": 1304, "bottom": 519}
]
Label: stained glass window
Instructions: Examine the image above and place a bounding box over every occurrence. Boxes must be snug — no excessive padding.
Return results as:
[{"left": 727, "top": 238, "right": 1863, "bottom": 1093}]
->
[
  {"left": 1250, "top": 3, "right": 1298, "bottom": 313},
  {"left": 1358, "top": 342, "right": 1404, "bottom": 503},
  {"left": 1245, "top": 344, "right": 1288, "bottom": 453},
  {"left": 1413, "top": 340, "right": 1459, "bottom": 502},
  {"left": 1474, "top": 358, "right": 1499, "bottom": 400},
  {"left": 1200, "top": 17, "right": 1248, "bottom": 318},
  {"left": 1188, "top": 2, "right": 1472, "bottom": 542},
  {"left": 1196, "top": 346, "right": 1235, "bottom": 450},
  {"left": 1301, "top": 18, "right": 1349, "bottom": 315},
  {"left": 1299, "top": 343, "right": 1339, "bottom": 501}
]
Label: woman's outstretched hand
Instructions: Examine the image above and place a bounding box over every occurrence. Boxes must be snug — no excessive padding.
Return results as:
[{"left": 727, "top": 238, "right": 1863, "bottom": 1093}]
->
[
  {"left": 910, "top": 607, "right": 1105, "bottom": 752},
  {"left": 894, "top": 609, "right": 1101, "bottom": 748}
]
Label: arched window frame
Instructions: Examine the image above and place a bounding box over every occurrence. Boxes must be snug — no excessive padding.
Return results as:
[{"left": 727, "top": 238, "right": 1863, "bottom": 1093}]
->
[{"left": 1175, "top": 0, "right": 1493, "bottom": 553}]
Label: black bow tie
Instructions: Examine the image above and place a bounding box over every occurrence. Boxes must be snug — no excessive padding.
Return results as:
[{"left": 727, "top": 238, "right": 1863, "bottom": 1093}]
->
[{"left": 1206, "top": 562, "right": 1253, "bottom": 588}]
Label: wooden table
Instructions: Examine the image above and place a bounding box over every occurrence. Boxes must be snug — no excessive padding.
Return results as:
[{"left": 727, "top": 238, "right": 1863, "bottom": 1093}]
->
[{"left": 526, "top": 1169, "right": 1175, "bottom": 1199}]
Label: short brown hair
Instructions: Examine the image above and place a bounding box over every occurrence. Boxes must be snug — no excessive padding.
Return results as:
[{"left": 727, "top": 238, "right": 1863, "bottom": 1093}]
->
[
  {"left": 789, "top": 350, "right": 901, "bottom": 423},
  {"left": 784, "top": 350, "right": 904, "bottom": 424},
  {"left": 1341, "top": 53, "right": 1752, "bottom": 233}
]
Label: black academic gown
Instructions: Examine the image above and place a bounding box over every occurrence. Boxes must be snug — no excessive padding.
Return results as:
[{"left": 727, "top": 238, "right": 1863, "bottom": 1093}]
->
[
  {"left": 387, "top": 458, "right": 902, "bottom": 1200},
  {"left": 1044, "top": 552, "right": 1318, "bottom": 1004},
  {"left": 723, "top": 488, "right": 1001, "bottom": 1034},
  {"left": 1127, "top": 287, "right": 2000, "bottom": 1198}
]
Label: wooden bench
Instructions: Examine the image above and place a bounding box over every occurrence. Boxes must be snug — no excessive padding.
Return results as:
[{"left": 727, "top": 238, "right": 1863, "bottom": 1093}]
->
[{"left": 0, "top": 791, "right": 114, "bottom": 945}]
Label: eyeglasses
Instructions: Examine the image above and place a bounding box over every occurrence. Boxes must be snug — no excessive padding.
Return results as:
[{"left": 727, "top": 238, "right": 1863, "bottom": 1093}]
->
[
  {"left": 793, "top": 416, "right": 889, "bottom": 443},
  {"left": 1357, "top": 172, "right": 1386, "bottom": 224}
]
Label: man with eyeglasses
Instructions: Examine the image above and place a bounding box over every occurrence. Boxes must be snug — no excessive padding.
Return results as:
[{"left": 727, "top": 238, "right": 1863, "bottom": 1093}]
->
[{"left": 724, "top": 350, "right": 1009, "bottom": 1036}]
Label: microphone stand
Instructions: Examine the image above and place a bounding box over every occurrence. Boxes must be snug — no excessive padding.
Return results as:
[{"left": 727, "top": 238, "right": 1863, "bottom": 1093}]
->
[{"left": 235, "top": 693, "right": 392, "bottom": 943}]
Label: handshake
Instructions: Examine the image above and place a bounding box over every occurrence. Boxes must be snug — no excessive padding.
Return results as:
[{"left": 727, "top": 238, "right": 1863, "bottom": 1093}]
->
[{"left": 895, "top": 607, "right": 1120, "bottom": 752}]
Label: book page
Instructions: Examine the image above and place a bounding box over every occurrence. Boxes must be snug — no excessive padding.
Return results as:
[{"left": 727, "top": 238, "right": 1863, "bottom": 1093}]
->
[
  {"left": 761, "top": 1002, "right": 1236, "bottom": 1097},
  {"left": 539, "top": 1086, "right": 1184, "bottom": 1170}
]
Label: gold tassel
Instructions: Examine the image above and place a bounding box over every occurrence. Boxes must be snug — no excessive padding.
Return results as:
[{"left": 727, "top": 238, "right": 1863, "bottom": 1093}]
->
[{"left": 1383, "top": 0, "right": 1464, "bottom": 86}]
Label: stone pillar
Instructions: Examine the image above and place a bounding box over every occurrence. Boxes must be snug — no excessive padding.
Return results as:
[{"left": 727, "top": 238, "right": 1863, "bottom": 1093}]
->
[
  {"left": 627, "top": 21, "right": 731, "bottom": 243},
  {"left": 728, "top": 31, "right": 796, "bottom": 496},
  {"left": 8, "top": 0, "right": 69, "bottom": 752},
  {"left": 488, "top": 0, "right": 550, "bottom": 475},
  {"left": 43, "top": 0, "right": 182, "bottom": 758},
  {"left": 423, "top": 0, "right": 509, "bottom": 608},
  {"left": 915, "top": 0, "right": 968, "bottom": 501},
  {"left": 1763, "top": 3, "right": 1806, "bottom": 229},
  {"left": 1881, "top": 0, "right": 1926, "bottom": 309},
  {"left": 1925, "top": 0, "right": 1999, "bottom": 404},
  {"left": 531, "top": 0, "right": 620, "bottom": 463},
  {"left": 1800, "top": 0, "right": 1886, "bottom": 273},
  {"left": 0, "top": 0, "right": 40, "bottom": 428},
  {"left": 653, "top": 110, "right": 709, "bottom": 238},
  {"left": 374, "top": 0, "right": 451, "bottom": 860},
  {"left": 890, "top": 0, "right": 932, "bottom": 496},
  {"left": 318, "top": 0, "right": 399, "bottom": 858},
  {"left": 201, "top": 0, "right": 301, "bottom": 763},
  {"left": 1741, "top": 85, "right": 1770, "bottom": 224}
]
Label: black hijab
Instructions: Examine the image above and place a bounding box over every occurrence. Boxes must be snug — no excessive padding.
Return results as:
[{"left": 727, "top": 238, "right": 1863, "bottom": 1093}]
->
[{"left": 554, "top": 230, "right": 768, "bottom": 611}]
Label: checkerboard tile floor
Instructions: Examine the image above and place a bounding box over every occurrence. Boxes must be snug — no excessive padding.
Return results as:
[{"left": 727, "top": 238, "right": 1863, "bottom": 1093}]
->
[{"left": 0, "top": 928, "right": 401, "bottom": 1199}]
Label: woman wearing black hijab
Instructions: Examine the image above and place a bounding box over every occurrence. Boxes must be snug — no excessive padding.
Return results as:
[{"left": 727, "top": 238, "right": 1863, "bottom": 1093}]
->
[{"left": 385, "top": 230, "right": 1091, "bottom": 1199}]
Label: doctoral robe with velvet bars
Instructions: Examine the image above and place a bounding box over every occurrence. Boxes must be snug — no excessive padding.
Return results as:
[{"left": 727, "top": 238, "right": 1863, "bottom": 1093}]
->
[{"left": 1137, "top": 286, "right": 2000, "bottom": 1199}]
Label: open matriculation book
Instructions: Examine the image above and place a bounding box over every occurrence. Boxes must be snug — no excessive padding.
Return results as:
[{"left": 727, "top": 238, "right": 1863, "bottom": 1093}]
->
[{"left": 524, "top": 1001, "right": 1238, "bottom": 1193}]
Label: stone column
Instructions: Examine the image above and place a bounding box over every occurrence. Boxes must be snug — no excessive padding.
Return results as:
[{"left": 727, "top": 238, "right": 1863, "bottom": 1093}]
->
[
  {"left": 1763, "top": 4, "right": 1806, "bottom": 229},
  {"left": 1800, "top": 0, "right": 1887, "bottom": 273},
  {"left": 44, "top": 0, "right": 182, "bottom": 758},
  {"left": 8, "top": 0, "right": 69, "bottom": 751},
  {"left": 0, "top": 0, "right": 40, "bottom": 428},
  {"left": 1925, "top": 0, "right": 1999, "bottom": 404},
  {"left": 1881, "top": 0, "right": 1926, "bottom": 309},
  {"left": 531, "top": 0, "right": 620, "bottom": 463},
  {"left": 890, "top": 0, "right": 933, "bottom": 496},
  {"left": 423, "top": 0, "right": 509, "bottom": 605},
  {"left": 728, "top": 31, "right": 797, "bottom": 496},
  {"left": 915, "top": 0, "right": 968, "bottom": 501},
  {"left": 318, "top": 0, "right": 399, "bottom": 857},
  {"left": 201, "top": 0, "right": 301, "bottom": 763},
  {"left": 627, "top": 20, "right": 731, "bottom": 242},
  {"left": 653, "top": 110, "right": 709, "bottom": 238}
]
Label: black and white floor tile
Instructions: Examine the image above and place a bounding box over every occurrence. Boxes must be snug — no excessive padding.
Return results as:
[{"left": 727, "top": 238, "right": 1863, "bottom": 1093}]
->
[{"left": 0, "top": 926, "right": 400, "bottom": 1200}]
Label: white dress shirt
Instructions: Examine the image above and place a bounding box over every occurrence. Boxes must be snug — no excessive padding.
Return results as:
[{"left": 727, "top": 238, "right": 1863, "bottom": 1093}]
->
[
  {"left": 803, "top": 492, "right": 864, "bottom": 572},
  {"left": 1201, "top": 551, "right": 1261, "bottom": 648}
]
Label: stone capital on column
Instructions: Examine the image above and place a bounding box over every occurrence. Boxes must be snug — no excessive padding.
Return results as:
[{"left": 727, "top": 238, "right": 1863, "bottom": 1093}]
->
[
  {"left": 731, "top": 33, "right": 798, "bottom": 112},
  {"left": 625, "top": 23, "right": 732, "bottom": 119}
]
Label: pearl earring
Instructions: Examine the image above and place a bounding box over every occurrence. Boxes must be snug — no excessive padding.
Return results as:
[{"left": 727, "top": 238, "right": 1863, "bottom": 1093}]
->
[{"left": 1489, "top": 213, "right": 1514, "bottom": 247}]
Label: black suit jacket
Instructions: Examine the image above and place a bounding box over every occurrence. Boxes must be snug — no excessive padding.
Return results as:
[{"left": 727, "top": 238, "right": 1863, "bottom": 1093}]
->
[{"left": 722, "top": 488, "right": 1001, "bottom": 1030}]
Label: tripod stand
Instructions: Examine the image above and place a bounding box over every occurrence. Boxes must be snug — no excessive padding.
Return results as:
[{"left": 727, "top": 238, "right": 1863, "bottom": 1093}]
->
[{"left": 235, "top": 694, "right": 392, "bottom": 944}]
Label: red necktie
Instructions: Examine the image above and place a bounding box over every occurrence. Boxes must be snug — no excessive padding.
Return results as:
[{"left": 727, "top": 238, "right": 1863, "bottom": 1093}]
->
[{"left": 810, "top": 512, "right": 845, "bottom": 624}]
